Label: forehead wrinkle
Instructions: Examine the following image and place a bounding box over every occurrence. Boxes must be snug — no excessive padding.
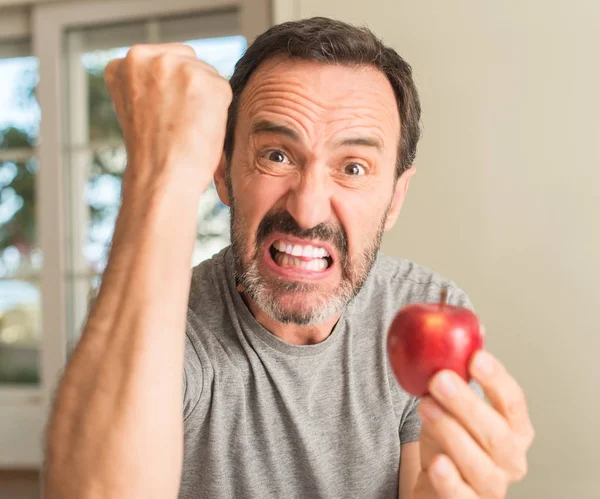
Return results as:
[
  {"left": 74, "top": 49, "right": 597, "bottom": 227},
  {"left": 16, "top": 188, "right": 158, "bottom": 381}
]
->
[
  {"left": 243, "top": 89, "right": 327, "bottom": 145},
  {"left": 239, "top": 60, "right": 400, "bottom": 154},
  {"left": 327, "top": 98, "right": 400, "bottom": 130},
  {"left": 241, "top": 74, "right": 327, "bottom": 118},
  {"left": 243, "top": 83, "right": 325, "bottom": 125},
  {"left": 317, "top": 111, "right": 393, "bottom": 152},
  {"left": 250, "top": 104, "right": 323, "bottom": 144}
]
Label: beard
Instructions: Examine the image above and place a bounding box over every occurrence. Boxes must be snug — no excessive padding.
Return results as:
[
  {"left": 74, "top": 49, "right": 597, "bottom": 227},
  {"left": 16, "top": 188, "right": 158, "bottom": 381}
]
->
[{"left": 227, "top": 174, "right": 391, "bottom": 326}]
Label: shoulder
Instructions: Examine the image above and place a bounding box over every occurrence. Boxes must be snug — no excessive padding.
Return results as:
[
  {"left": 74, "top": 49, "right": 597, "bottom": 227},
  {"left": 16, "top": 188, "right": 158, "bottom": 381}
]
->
[
  {"left": 357, "top": 253, "right": 474, "bottom": 313},
  {"left": 188, "top": 247, "right": 229, "bottom": 308},
  {"left": 183, "top": 249, "right": 232, "bottom": 418},
  {"left": 184, "top": 248, "right": 231, "bottom": 368}
]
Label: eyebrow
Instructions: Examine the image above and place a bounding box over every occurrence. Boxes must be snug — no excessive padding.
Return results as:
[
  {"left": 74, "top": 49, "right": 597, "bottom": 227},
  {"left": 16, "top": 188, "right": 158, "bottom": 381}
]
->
[
  {"left": 249, "top": 119, "right": 384, "bottom": 151},
  {"left": 334, "top": 136, "right": 384, "bottom": 151},
  {"left": 249, "top": 120, "right": 301, "bottom": 141}
]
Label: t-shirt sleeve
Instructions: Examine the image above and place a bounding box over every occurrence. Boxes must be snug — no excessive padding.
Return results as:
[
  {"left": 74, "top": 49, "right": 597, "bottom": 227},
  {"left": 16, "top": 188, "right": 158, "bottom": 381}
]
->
[
  {"left": 183, "top": 332, "right": 203, "bottom": 420},
  {"left": 399, "top": 395, "right": 422, "bottom": 444}
]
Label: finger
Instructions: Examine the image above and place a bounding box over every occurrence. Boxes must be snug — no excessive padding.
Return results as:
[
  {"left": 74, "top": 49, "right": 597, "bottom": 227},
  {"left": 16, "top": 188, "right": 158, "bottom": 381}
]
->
[
  {"left": 428, "top": 454, "right": 478, "bottom": 499},
  {"left": 419, "top": 397, "right": 508, "bottom": 496},
  {"left": 104, "top": 57, "right": 119, "bottom": 87},
  {"left": 125, "top": 43, "right": 221, "bottom": 76},
  {"left": 428, "top": 370, "right": 521, "bottom": 475},
  {"left": 419, "top": 427, "right": 441, "bottom": 471},
  {"left": 470, "top": 351, "right": 535, "bottom": 446},
  {"left": 412, "top": 471, "right": 442, "bottom": 499},
  {"left": 103, "top": 58, "right": 127, "bottom": 129},
  {"left": 126, "top": 42, "right": 197, "bottom": 60}
]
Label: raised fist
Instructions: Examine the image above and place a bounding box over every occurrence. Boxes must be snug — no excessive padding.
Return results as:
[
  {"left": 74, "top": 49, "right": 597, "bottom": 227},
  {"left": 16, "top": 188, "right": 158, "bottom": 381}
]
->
[{"left": 104, "top": 43, "right": 232, "bottom": 197}]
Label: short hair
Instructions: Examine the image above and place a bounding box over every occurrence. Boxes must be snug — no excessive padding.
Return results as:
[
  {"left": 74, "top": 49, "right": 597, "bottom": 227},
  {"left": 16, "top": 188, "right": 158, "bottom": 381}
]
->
[{"left": 224, "top": 17, "right": 421, "bottom": 179}]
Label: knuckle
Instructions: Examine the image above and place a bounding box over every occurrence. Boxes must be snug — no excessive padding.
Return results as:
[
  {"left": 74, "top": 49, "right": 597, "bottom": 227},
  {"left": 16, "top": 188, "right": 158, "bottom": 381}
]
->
[
  {"left": 510, "top": 457, "right": 528, "bottom": 482},
  {"left": 525, "top": 424, "right": 536, "bottom": 447},
  {"left": 181, "top": 44, "right": 196, "bottom": 57},
  {"left": 180, "top": 63, "right": 198, "bottom": 84},
  {"left": 127, "top": 44, "right": 146, "bottom": 61},
  {"left": 211, "top": 75, "right": 233, "bottom": 101},
  {"left": 152, "top": 53, "right": 173, "bottom": 74},
  {"left": 504, "top": 385, "right": 526, "bottom": 418},
  {"left": 200, "top": 75, "right": 233, "bottom": 108},
  {"left": 485, "top": 427, "right": 511, "bottom": 455}
]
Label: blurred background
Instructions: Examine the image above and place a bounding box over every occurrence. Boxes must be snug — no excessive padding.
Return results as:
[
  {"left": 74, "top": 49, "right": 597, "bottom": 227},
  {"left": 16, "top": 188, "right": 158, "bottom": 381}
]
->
[{"left": 0, "top": 0, "right": 597, "bottom": 498}]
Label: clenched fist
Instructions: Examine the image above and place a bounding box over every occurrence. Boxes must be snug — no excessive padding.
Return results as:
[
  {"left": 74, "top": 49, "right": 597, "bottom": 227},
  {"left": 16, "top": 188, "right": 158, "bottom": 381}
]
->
[{"left": 104, "top": 43, "right": 232, "bottom": 198}]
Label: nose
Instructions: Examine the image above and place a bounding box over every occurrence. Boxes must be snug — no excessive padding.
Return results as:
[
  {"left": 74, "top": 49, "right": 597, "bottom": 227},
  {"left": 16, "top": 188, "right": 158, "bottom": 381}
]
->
[{"left": 285, "top": 164, "right": 332, "bottom": 230}]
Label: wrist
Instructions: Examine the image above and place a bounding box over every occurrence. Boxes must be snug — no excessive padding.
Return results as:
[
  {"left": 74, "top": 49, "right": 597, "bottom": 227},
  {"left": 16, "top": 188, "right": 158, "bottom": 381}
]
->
[{"left": 123, "top": 152, "right": 216, "bottom": 200}]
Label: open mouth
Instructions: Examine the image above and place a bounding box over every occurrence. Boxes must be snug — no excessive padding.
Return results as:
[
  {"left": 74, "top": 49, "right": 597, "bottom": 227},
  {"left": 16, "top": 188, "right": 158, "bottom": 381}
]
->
[{"left": 268, "top": 239, "right": 334, "bottom": 272}]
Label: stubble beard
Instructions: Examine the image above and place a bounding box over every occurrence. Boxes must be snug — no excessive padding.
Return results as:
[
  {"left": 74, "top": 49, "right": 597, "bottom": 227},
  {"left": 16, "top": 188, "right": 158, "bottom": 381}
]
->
[{"left": 227, "top": 172, "right": 390, "bottom": 326}]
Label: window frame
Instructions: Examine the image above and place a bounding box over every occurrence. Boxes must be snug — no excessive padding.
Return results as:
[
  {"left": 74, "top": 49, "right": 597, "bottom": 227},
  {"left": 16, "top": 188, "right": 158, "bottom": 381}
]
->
[{"left": 0, "top": 0, "right": 271, "bottom": 468}]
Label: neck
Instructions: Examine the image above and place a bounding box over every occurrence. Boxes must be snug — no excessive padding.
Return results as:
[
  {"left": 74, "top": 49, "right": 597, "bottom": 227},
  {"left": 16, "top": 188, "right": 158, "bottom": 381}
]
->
[{"left": 240, "top": 291, "right": 341, "bottom": 345}]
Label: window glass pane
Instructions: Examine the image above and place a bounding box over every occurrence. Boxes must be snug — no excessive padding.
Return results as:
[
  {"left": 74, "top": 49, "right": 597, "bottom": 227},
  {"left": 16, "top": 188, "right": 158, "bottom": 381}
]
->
[
  {"left": 0, "top": 56, "right": 40, "bottom": 148},
  {"left": 0, "top": 155, "right": 41, "bottom": 386},
  {"left": 0, "top": 50, "right": 40, "bottom": 385},
  {"left": 0, "top": 279, "right": 40, "bottom": 384},
  {"left": 82, "top": 47, "right": 128, "bottom": 143},
  {"left": 85, "top": 146, "right": 125, "bottom": 272},
  {"left": 0, "top": 156, "right": 40, "bottom": 273},
  {"left": 82, "top": 146, "right": 231, "bottom": 272},
  {"left": 186, "top": 35, "right": 246, "bottom": 78}
]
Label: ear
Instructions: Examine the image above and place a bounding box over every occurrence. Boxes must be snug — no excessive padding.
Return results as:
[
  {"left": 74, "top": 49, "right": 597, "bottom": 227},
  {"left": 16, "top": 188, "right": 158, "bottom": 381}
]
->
[
  {"left": 213, "top": 152, "right": 231, "bottom": 207},
  {"left": 383, "top": 166, "right": 416, "bottom": 232}
]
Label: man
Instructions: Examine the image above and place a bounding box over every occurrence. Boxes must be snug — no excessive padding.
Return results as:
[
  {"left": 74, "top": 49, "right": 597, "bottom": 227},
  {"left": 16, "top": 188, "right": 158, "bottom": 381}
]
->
[{"left": 42, "top": 17, "right": 534, "bottom": 499}]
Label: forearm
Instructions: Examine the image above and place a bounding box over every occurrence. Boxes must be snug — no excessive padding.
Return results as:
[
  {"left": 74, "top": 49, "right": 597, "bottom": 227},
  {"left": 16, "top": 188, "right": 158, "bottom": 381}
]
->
[{"left": 43, "top": 175, "right": 201, "bottom": 499}]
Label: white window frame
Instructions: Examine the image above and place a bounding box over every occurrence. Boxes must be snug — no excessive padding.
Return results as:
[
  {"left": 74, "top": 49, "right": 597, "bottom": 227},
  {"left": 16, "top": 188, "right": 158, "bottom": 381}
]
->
[{"left": 0, "top": 0, "right": 270, "bottom": 468}]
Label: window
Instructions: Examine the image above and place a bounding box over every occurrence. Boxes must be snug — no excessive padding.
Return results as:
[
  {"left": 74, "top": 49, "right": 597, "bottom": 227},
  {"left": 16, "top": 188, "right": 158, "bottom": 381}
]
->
[
  {"left": 0, "top": 0, "right": 270, "bottom": 468},
  {"left": 0, "top": 43, "right": 41, "bottom": 385}
]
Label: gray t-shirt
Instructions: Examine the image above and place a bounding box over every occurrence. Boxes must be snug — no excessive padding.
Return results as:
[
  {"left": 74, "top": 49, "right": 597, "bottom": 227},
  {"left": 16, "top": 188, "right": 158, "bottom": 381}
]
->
[{"left": 180, "top": 247, "right": 473, "bottom": 499}]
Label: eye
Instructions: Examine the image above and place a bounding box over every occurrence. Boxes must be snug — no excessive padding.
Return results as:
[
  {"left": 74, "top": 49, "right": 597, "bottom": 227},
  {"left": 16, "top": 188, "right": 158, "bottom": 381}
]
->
[
  {"left": 262, "top": 149, "right": 290, "bottom": 164},
  {"left": 344, "top": 163, "right": 366, "bottom": 176}
]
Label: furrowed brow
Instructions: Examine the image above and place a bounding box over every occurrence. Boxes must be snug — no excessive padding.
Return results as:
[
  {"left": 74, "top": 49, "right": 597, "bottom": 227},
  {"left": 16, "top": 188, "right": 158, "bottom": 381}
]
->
[
  {"left": 335, "top": 135, "right": 384, "bottom": 151},
  {"left": 250, "top": 119, "right": 301, "bottom": 141}
]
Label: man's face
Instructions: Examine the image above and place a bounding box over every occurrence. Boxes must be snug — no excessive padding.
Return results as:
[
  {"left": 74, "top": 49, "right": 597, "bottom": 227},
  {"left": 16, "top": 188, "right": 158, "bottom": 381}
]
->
[{"left": 217, "top": 57, "right": 410, "bottom": 325}]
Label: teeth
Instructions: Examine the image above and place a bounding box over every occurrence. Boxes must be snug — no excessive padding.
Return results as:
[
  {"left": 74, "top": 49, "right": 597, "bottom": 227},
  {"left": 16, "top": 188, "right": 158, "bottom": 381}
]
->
[
  {"left": 274, "top": 251, "right": 328, "bottom": 271},
  {"left": 302, "top": 245, "right": 313, "bottom": 257},
  {"left": 272, "top": 239, "right": 330, "bottom": 259}
]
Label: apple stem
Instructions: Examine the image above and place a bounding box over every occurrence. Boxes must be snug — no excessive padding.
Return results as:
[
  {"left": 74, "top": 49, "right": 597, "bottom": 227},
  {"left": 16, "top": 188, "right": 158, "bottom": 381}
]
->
[{"left": 440, "top": 288, "right": 448, "bottom": 308}]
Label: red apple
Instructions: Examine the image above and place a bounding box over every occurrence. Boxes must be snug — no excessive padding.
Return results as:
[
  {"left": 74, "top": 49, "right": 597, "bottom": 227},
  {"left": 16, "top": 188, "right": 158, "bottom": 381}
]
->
[{"left": 387, "top": 288, "right": 484, "bottom": 397}]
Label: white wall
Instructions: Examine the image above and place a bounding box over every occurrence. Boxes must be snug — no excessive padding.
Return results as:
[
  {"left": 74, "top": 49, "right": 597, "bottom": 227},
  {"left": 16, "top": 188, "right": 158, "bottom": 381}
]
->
[
  {"left": 280, "top": 1, "right": 598, "bottom": 498},
  {"left": 0, "top": 389, "right": 43, "bottom": 467}
]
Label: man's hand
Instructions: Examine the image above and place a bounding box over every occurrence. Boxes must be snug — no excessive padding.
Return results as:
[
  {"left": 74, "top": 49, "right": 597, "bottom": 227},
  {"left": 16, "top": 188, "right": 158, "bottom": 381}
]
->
[
  {"left": 104, "top": 43, "right": 232, "bottom": 199},
  {"left": 412, "top": 351, "right": 535, "bottom": 498}
]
